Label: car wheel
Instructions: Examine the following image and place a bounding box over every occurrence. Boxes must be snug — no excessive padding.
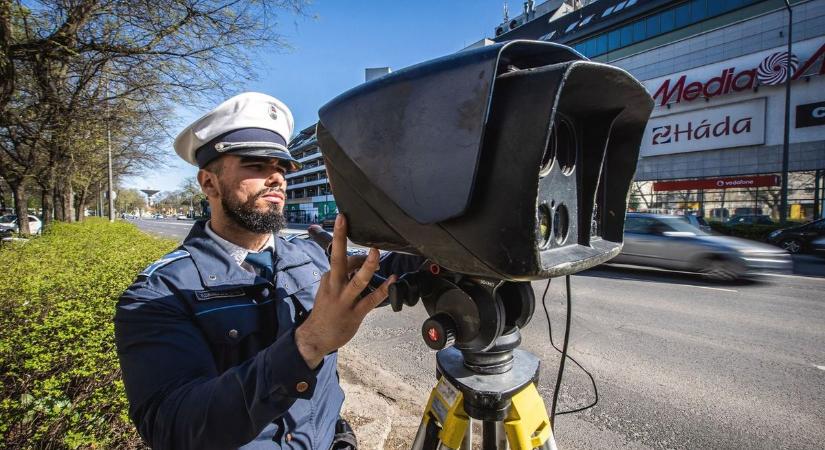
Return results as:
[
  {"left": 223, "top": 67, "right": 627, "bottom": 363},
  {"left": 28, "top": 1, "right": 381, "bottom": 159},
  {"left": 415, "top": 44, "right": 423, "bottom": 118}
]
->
[
  {"left": 700, "top": 257, "right": 743, "bottom": 281},
  {"left": 780, "top": 238, "right": 802, "bottom": 254}
]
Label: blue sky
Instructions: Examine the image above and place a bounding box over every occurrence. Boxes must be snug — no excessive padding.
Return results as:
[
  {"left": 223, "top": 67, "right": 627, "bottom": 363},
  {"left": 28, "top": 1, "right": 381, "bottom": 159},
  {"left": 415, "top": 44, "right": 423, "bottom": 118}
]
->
[{"left": 126, "top": 0, "right": 509, "bottom": 192}]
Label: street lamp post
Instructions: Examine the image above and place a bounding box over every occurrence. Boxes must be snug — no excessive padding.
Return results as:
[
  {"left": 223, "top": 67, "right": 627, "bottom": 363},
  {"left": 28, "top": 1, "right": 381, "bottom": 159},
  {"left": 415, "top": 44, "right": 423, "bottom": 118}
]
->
[{"left": 779, "top": 0, "right": 793, "bottom": 224}]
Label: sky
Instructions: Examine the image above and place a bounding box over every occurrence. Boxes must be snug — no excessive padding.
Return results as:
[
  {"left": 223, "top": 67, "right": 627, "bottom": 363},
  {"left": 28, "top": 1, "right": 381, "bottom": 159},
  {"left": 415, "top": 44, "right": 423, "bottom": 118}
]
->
[{"left": 125, "top": 0, "right": 510, "bottom": 193}]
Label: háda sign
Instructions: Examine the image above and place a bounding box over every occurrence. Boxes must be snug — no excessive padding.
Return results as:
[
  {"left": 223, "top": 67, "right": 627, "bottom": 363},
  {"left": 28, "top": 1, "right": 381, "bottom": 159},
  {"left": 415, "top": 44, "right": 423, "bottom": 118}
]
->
[
  {"left": 646, "top": 38, "right": 825, "bottom": 107},
  {"left": 641, "top": 98, "right": 765, "bottom": 157}
]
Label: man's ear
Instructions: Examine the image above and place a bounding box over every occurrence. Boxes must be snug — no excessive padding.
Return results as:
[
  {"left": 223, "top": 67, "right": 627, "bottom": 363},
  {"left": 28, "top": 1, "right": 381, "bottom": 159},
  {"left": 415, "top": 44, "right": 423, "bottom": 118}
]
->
[{"left": 198, "top": 169, "right": 219, "bottom": 198}]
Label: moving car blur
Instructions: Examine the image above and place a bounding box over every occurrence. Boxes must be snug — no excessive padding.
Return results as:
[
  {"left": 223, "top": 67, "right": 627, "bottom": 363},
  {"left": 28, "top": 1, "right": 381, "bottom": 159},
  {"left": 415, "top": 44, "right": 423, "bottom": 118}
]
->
[
  {"left": 766, "top": 218, "right": 825, "bottom": 254},
  {"left": 611, "top": 213, "right": 791, "bottom": 280}
]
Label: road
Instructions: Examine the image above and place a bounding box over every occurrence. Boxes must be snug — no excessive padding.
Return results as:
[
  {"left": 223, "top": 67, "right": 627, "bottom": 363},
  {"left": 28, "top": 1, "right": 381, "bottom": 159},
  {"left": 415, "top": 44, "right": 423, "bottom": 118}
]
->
[{"left": 130, "top": 218, "right": 825, "bottom": 449}]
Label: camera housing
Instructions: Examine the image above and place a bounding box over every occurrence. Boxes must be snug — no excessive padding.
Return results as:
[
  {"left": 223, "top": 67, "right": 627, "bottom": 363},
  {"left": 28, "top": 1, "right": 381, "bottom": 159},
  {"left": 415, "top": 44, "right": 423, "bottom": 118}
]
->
[{"left": 318, "top": 40, "right": 653, "bottom": 281}]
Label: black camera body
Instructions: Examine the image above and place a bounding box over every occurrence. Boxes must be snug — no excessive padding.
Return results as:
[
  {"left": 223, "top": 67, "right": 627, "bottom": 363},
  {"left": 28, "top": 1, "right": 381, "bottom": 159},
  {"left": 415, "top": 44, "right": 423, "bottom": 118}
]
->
[{"left": 318, "top": 40, "right": 653, "bottom": 281}]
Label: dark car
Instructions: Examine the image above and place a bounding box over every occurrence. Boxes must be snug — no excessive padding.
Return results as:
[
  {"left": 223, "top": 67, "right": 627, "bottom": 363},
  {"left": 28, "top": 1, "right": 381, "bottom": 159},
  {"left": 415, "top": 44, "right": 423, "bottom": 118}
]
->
[
  {"left": 767, "top": 218, "right": 825, "bottom": 254},
  {"left": 726, "top": 214, "right": 774, "bottom": 225}
]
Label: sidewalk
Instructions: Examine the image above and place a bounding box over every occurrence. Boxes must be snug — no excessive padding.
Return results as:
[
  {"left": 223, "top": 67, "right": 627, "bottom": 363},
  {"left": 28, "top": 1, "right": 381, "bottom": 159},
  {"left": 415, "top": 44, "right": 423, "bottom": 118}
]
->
[{"left": 337, "top": 346, "right": 427, "bottom": 450}]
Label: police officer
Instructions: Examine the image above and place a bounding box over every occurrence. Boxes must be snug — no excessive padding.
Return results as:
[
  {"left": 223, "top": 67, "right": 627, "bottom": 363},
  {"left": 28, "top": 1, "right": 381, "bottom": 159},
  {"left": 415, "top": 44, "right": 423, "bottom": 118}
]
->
[{"left": 115, "top": 92, "right": 411, "bottom": 449}]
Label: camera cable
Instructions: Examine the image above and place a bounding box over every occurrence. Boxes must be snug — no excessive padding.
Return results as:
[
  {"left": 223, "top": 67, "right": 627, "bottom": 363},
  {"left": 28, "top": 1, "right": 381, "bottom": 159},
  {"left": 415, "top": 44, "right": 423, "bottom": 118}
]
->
[{"left": 544, "top": 275, "right": 599, "bottom": 429}]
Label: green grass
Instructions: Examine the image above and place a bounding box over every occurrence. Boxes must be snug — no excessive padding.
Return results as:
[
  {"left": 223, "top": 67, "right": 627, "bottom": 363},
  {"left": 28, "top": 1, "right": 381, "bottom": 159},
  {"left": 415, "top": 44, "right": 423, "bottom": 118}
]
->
[{"left": 0, "top": 219, "right": 176, "bottom": 449}]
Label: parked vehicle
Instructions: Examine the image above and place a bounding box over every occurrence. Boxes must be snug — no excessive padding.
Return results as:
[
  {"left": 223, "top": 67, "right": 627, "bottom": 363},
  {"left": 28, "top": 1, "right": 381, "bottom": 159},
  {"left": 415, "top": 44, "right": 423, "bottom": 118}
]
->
[
  {"left": 811, "top": 237, "right": 825, "bottom": 256},
  {"left": 612, "top": 213, "right": 791, "bottom": 280},
  {"left": 320, "top": 212, "right": 338, "bottom": 230},
  {"left": 726, "top": 214, "right": 774, "bottom": 225},
  {"left": 0, "top": 214, "right": 42, "bottom": 234},
  {"left": 766, "top": 218, "right": 825, "bottom": 254},
  {"left": 176, "top": 214, "right": 188, "bottom": 220}
]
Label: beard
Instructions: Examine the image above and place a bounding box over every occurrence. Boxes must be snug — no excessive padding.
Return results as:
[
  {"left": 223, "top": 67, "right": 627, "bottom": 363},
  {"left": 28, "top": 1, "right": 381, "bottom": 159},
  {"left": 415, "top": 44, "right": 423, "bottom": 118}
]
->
[{"left": 220, "top": 186, "right": 286, "bottom": 234}]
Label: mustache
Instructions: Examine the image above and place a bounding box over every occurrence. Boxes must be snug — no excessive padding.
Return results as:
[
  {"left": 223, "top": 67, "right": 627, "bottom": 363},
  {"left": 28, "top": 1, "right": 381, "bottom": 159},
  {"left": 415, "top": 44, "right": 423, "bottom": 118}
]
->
[{"left": 254, "top": 187, "right": 285, "bottom": 198}]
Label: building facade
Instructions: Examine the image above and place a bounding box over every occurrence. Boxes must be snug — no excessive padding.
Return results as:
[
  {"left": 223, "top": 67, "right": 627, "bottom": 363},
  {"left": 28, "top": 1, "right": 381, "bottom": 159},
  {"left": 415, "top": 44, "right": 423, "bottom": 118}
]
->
[
  {"left": 284, "top": 125, "right": 337, "bottom": 224},
  {"left": 495, "top": 0, "right": 825, "bottom": 220}
]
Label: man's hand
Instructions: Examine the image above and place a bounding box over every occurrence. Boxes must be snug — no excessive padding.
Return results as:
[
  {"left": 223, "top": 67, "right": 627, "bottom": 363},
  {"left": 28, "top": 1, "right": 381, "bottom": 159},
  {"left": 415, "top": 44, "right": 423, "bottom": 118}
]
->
[{"left": 295, "top": 214, "right": 396, "bottom": 369}]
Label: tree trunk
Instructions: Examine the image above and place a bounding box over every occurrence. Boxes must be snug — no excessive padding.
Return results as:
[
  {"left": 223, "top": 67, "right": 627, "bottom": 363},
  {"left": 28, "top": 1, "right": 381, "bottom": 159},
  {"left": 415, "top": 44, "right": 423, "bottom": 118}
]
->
[
  {"left": 62, "top": 182, "right": 75, "bottom": 223},
  {"left": 75, "top": 186, "right": 87, "bottom": 222},
  {"left": 41, "top": 187, "right": 53, "bottom": 226},
  {"left": 53, "top": 186, "right": 64, "bottom": 221},
  {"left": 11, "top": 183, "right": 31, "bottom": 235}
]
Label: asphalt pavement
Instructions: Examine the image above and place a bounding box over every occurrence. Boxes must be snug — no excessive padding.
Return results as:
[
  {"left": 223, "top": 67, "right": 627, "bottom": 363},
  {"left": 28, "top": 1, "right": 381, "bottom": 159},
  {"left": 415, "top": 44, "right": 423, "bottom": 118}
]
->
[{"left": 128, "top": 217, "right": 825, "bottom": 449}]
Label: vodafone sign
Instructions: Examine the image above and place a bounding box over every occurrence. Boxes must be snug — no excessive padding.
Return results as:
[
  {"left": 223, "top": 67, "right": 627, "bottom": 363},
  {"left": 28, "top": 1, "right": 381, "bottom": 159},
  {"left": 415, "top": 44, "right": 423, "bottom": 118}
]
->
[
  {"left": 646, "top": 38, "right": 825, "bottom": 107},
  {"left": 653, "top": 175, "right": 780, "bottom": 192}
]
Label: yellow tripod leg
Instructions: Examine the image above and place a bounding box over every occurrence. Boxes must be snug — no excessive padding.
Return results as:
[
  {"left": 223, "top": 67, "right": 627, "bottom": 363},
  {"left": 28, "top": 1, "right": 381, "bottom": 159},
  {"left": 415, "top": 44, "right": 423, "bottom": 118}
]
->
[
  {"left": 417, "top": 377, "right": 471, "bottom": 449},
  {"left": 502, "top": 383, "right": 553, "bottom": 450}
]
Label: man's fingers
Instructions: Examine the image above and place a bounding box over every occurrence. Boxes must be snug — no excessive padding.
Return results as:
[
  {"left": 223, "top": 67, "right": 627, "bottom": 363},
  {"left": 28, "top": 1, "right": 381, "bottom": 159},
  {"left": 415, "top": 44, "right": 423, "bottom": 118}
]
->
[
  {"left": 346, "top": 254, "right": 368, "bottom": 275},
  {"left": 356, "top": 274, "right": 397, "bottom": 315},
  {"left": 329, "top": 214, "right": 348, "bottom": 283},
  {"left": 341, "top": 248, "right": 380, "bottom": 301}
]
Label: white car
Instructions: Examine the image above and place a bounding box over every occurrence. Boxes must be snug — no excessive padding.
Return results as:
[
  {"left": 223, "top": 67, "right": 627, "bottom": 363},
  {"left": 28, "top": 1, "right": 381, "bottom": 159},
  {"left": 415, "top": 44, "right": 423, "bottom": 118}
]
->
[{"left": 0, "top": 214, "right": 42, "bottom": 234}]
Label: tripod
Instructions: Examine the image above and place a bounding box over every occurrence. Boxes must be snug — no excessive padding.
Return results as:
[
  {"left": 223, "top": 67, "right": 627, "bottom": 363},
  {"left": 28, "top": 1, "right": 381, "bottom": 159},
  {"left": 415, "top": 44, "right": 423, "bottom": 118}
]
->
[{"left": 389, "top": 265, "right": 559, "bottom": 450}]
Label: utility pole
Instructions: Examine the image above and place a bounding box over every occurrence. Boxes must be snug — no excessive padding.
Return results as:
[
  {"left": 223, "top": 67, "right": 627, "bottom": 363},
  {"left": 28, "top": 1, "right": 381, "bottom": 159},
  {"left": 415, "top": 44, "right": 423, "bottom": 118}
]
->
[{"left": 779, "top": 0, "right": 793, "bottom": 224}]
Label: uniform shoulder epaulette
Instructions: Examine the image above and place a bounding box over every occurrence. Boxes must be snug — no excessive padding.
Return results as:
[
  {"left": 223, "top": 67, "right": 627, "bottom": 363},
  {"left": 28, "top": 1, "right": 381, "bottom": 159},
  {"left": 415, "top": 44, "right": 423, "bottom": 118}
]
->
[{"left": 139, "top": 249, "right": 191, "bottom": 278}]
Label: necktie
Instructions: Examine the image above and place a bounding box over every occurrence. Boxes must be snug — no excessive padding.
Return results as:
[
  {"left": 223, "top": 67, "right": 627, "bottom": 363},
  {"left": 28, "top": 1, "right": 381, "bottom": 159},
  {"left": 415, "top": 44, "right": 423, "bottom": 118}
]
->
[{"left": 244, "top": 250, "right": 274, "bottom": 281}]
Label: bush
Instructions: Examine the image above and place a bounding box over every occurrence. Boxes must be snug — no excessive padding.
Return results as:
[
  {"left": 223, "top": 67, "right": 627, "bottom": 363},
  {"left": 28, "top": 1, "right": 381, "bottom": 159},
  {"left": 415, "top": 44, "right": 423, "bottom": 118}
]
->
[
  {"left": 0, "top": 219, "right": 177, "bottom": 449},
  {"left": 709, "top": 221, "right": 804, "bottom": 241}
]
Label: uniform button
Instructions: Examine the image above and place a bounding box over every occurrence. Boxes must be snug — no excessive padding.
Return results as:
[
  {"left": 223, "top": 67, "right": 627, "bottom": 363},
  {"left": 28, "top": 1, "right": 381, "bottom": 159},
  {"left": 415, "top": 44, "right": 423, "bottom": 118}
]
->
[
  {"left": 208, "top": 274, "right": 217, "bottom": 281},
  {"left": 285, "top": 433, "right": 293, "bottom": 442},
  {"left": 228, "top": 329, "right": 239, "bottom": 338},
  {"left": 312, "top": 271, "right": 319, "bottom": 277},
  {"left": 296, "top": 381, "right": 309, "bottom": 393}
]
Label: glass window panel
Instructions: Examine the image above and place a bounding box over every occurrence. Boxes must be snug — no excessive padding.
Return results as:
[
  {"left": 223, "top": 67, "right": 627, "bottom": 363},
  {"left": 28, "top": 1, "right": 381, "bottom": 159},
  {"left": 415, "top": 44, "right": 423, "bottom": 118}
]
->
[
  {"left": 633, "top": 20, "right": 646, "bottom": 41},
  {"left": 646, "top": 14, "right": 661, "bottom": 36},
  {"left": 565, "top": 21, "right": 579, "bottom": 32},
  {"left": 602, "top": 5, "right": 615, "bottom": 17},
  {"left": 608, "top": 29, "right": 621, "bottom": 50},
  {"left": 660, "top": 9, "right": 675, "bottom": 32},
  {"left": 674, "top": 3, "right": 691, "bottom": 27},
  {"left": 585, "top": 38, "right": 598, "bottom": 56},
  {"left": 595, "top": 34, "right": 608, "bottom": 55},
  {"left": 614, "top": 1, "right": 627, "bottom": 12},
  {"left": 620, "top": 25, "right": 634, "bottom": 46},
  {"left": 708, "top": 0, "right": 725, "bottom": 15},
  {"left": 580, "top": 14, "right": 594, "bottom": 26},
  {"left": 690, "top": 0, "right": 707, "bottom": 22},
  {"left": 625, "top": 0, "right": 638, "bottom": 7}
]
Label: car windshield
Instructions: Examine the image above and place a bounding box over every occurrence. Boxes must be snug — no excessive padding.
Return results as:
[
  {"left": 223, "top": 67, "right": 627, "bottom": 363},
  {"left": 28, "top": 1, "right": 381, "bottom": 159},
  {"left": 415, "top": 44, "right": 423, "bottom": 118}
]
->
[{"left": 0, "top": 214, "right": 16, "bottom": 222}]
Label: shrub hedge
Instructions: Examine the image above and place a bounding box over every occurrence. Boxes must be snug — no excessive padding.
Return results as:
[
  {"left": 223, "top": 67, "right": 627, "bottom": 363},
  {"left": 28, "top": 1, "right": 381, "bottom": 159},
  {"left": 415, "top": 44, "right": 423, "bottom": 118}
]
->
[
  {"left": 0, "top": 219, "right": 177, "bottom": 449},
  {"left": 709, "top": 221, "right": 803, "bottom": 241}
]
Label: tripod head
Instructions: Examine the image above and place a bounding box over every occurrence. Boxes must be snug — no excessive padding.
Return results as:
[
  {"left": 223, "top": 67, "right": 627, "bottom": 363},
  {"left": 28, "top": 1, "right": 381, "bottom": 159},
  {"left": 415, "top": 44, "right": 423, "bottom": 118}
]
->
[{"left": 390, "top": 262, "right": 535, "bottom": 375}]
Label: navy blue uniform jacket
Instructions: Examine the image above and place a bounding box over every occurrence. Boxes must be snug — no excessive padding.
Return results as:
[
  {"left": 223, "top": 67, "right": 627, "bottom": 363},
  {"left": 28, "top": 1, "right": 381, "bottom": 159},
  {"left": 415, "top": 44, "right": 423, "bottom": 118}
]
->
[{"left": 115, "top": 221, "right": 420, "bottom": 449}]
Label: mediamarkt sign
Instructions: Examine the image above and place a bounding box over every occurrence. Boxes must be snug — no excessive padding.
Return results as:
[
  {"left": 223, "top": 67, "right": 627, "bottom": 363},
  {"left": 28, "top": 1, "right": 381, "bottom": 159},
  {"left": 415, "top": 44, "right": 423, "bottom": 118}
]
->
[{"left": 647, "top": 38, "right": 825, "bottom": 106}]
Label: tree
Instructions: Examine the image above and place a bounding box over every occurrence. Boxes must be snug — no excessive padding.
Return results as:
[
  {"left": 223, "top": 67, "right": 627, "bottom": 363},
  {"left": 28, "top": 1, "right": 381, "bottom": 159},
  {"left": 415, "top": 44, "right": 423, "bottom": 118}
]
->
[{"left": 0, "top": 0, "right": 310, "bottom": 234}]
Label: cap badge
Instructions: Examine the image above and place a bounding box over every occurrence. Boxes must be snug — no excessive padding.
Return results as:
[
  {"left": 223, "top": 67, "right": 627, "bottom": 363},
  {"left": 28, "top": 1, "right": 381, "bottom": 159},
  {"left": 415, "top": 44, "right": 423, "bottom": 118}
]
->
[{"left": 269, "top": 104, "right": 279, "bottom": 120}]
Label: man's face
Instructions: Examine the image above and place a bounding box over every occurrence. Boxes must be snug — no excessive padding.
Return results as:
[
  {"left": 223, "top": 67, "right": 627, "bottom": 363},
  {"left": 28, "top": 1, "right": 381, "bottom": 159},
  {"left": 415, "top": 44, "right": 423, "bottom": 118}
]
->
[{"left": 208, "top": 155, "right": 289, "bottom": 233}]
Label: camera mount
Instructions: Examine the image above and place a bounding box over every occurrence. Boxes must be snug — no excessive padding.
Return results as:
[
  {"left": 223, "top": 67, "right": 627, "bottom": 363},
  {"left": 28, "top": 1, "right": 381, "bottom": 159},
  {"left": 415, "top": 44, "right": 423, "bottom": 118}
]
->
[{"left": 390, "top": 263, "right": 553, "bottom": 449}]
